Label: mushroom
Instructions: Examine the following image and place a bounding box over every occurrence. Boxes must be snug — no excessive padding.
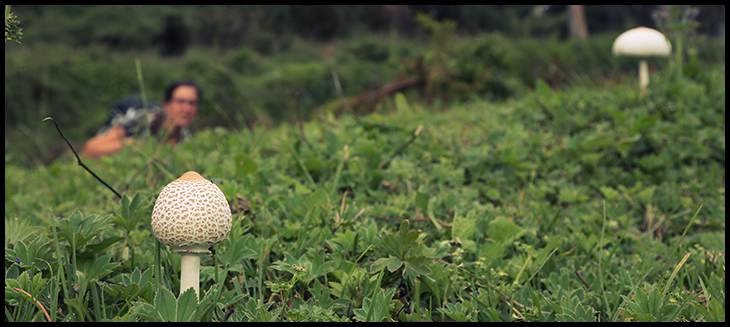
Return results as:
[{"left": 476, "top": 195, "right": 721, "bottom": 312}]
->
[
  {"left": 612, "top": 26, "right": 672, "bottom": 96},
  {"left": 151, "top": 171, "right": 232, "bottom": 298}
]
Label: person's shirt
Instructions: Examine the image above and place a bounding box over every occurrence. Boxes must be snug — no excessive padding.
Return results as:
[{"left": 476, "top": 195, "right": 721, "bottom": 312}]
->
[{"left": 97, "top": 96, "right": 192, "bottom": 141}]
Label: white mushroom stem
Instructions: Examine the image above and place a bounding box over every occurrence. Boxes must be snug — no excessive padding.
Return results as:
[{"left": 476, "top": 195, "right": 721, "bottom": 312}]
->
[
  {"left": 639, "top": 59, "right": 649, "bottom": 96},
  {"left": 180, "top": 254, "right": 201, "bottom": 298},
  {"left": 177, "top": 245, "right": 209, "bottom": 299}
]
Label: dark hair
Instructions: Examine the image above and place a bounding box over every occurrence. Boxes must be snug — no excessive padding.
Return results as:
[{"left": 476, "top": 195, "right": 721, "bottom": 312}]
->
[{"left": 163, "top": 80, "right": 202, "bottom": 102}]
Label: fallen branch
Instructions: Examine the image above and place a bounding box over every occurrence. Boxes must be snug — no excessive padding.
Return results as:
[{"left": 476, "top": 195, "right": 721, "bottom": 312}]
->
[
  {"left": 43, "top": 117, "right": 122, "bottom": 199},
  {"left": 323, "top": 58, "right": 426, "bottom": 115},
  {"left": 350, "top": 75, "right": 423, "bottom": 113}
]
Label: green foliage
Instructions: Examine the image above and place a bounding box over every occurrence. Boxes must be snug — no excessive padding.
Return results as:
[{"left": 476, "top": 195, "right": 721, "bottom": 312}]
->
[
  {"left": 3, "top": 56, "right": 725, "bottom": 321},
  {"left": 130, "top": 288, "right": 200, "bottom": 321},
  {"left": 623, "top": 287, "right": 681, "bottom": 321},
  {"left": 653, "top": 5, "right": 701, "bottom": 78},
  {"left": 12, "top": 6, "right": 726, "bottom": 51},
  {"left": 353, "top": 287, "right": 397, "bottom": 322},
  {"left": 4, "top": 5, "right": 23, "bottom": 43},
  {"left": 6, "top": 29, "right": 725, "bottom": 166}
]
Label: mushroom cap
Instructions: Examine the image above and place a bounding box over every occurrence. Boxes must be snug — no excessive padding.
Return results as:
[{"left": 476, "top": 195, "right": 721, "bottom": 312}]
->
[
  {"left": 151, "top": 171, "right": 232, "bottom": 251},
  {"left": 612, "top": 27, "right": 671, "bottom": 57}
]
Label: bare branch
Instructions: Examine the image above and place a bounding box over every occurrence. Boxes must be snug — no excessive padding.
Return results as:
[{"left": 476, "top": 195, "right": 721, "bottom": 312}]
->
[{"left": 43, "top": 117, "right": 122, "bottom": 199}]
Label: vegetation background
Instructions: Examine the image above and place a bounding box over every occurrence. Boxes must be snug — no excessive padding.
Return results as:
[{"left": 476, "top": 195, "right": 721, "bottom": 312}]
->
[
  {"left": 4, "top": 5, "right": 726, "bottom": 323},
  {"left": 4, "top": 5, "right": 725, "bottom": 165}
]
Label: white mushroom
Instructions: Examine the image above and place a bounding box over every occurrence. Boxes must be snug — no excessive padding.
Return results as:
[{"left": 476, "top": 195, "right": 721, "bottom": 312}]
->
[
  {"left": 151, "top": 171, "right": 232, "bottom": 298},
  {"left": 612, "top": 26, "right": 672, "bottom": 96}
]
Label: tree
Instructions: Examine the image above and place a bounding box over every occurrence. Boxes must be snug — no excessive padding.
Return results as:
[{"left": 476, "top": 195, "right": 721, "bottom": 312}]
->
[
  {"left": 568, "top": 5, "right": 588, "bottom": 39},
  {"left": 157, "top": 14, "right": 189, "bottom": 57}
]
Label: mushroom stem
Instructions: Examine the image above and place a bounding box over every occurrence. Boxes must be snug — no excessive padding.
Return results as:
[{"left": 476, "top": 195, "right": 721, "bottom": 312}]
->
[
  {"left": 180, "top": 254, "right": 201, "bottom": 298},
  {"left": 639, "top": 59, "right": 649, "bottom": 96}
]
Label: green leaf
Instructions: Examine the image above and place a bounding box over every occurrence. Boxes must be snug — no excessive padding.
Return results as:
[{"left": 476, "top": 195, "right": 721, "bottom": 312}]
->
[
  {"left": 437, "top": 302, "right": 475, "bottom": 322},
  {"left": 415, "top": 192, "right": 429, "bottom": 211},
  {"left": 372, "top": 256, "right": 403, "bottom": 273},
  {"left": 403, "top": 256, "right": 434, "bottom": 281},
  {"left": 487, "top": 217, "right": 524, "bottom": 243},
  {"left": 77, "top": 254, "right": 118, "bottom": 282},
  {"left": 380, "top": 220, "right": 420, "bottom": 259},
  {"left": 154, "top": 287, "right": 178, "bottom": 321},
  {"left": 478, "top": 242, "right": 507, "bottom": 268},
  {"left": 637, "top": 186, "right": 656, "bottom": 204},
  {"left": 116, "top": 194, "right": 141, "bottom": 232},
  {"left": 129, "top": 193, "right": 142, "bottom": 211},
  {"left": 625, "top": 287, "right": 680, "bottom": 321},
  {"left": 451, "top": 211, "right": 476, "bottom": 242},
  {"left": 557, "top": 292, "right": 597, "bottom": 322},
  {"left": 84, "top": 236, "right": 125, "bottom": 255},
  {"left": 55, "top": 211, "right": 111, "bottom": 249},
  {"left": 130, "top": 302, "right": 157, "bottom": 321},
  {"left": 310, "top": 280, "right": 336, "bottom": 309},
  {"left": 121, "top": 195, "right": 130, "bottom": 220},
  {"left": 176, "top": 288, "right": 198, "bottom": 322},
  {"left": 694, "top": 231, "right": 725, "bottom": 252},
  {"left": 239, "top": 297, "right": 280, "bottom": 322},
  {"left": 599, "top": 186, "right": 620, "bottom": 201},
  {"left": 4, "top": 217, "right": 40, "bottom": 248},
  {"left": 9, "top": 237, "right": 52, "bottom": 270},
  {"left": 394, "top": 93, "right": 411, "bottom": 112},
  {"left": 236, "top": 153, "right": 259, "bottom": 176},
  {"left": 558, "top": 187, "right": 589, "bottom": 204},
  {"left": 218, "top": 234, "right": 259, "bottom": 265},
  {"left": 5, "top": 271, "right": 47, "bottom": 302},
  {"left": 354, "top": 288, "right": 396, "bottom": 322},
  {"left": 535, "top": 79, "right": 551, "bottom": 97}
]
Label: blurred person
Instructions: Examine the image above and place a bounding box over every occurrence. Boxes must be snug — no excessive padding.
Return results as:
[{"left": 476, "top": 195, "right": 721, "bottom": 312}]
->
[{"left": 81, "top": 81, "right": 202, "bottom": 158}]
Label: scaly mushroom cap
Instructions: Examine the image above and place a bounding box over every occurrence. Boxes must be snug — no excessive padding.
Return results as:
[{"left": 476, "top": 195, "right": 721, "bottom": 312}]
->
[
  {"left": 151, "top": 171, "right": 232, "bottom": 251},
  {"left": 612, "top": 27, "right": 672, "bottom": 57}
]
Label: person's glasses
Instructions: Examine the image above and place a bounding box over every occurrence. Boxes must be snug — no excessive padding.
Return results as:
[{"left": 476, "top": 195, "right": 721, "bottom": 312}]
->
[{"left": 172, "top": 98, "right": 199, "bottom": 107}]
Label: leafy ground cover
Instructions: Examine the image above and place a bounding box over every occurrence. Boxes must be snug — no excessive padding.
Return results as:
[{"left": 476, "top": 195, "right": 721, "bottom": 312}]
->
[
  {"left": 4, "top": 64, "right": 725, "bottom": 321},
  {"left": 15, "top": 29, "right": 720, "bottom": 166}
]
